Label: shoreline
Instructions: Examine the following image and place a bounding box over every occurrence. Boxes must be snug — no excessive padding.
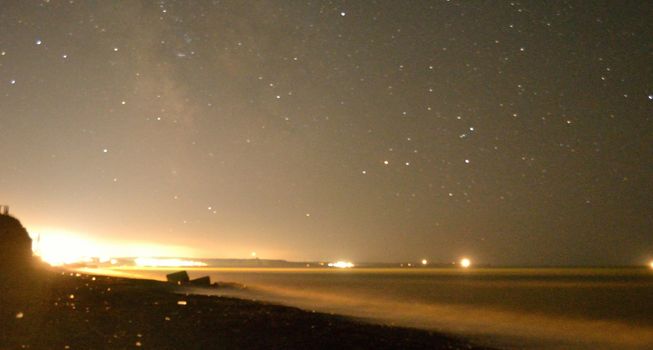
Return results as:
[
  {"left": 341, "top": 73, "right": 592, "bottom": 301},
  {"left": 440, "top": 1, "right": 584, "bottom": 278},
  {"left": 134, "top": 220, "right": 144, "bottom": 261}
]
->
[{"left": 1, "top": 268, "right": 493, "bottom": 349}]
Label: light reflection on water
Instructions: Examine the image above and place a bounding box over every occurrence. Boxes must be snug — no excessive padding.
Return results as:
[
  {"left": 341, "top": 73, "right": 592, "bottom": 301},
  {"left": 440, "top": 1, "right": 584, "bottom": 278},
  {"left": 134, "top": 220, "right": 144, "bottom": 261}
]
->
[{"left": 85, "top": 267, "right": 653, "bottom": 349}]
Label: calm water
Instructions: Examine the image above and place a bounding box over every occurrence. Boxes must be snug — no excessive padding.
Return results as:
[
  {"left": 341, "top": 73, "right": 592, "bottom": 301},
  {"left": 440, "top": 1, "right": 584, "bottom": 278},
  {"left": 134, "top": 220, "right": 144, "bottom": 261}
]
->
[{"left": 88, "top": 267, "right": 653, "bottom": 349}]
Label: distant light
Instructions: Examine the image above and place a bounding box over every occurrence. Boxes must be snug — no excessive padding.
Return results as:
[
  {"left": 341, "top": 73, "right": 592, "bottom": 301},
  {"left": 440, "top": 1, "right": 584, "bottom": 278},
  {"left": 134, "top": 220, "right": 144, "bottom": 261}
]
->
[
  {"left": 421, "top": 259, "right": 428, "bottom": 265},
  {"left": 649, "top": 261, "right": 653, "bottom": 269},
  {"left": 328, "top": 261, "right": 354, "bottom": 268},
  {"left": 460, "top": 258, "right": 471, "bottom": 268},
  {"left": 35, "top": 39, "right": 42, "bottom": 45},
  {"left": 177, "top": 300, "right": 187, "bottom": 306},
  {"left": 251, "top": 251, "right": 257, "bottom": 257},
  {"left": 340, "top": 11, "right": 346, "bottom": 16},
  {"left": 134, "top": 258, "right": 207, "bottom": 267}
]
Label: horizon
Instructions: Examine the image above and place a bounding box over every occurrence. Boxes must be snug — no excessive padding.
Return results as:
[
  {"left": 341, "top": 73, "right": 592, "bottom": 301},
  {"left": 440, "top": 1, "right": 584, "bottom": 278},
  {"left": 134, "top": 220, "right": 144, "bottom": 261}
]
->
[{"left": 20, "top": 223, "right": 653, "bottom": 270}]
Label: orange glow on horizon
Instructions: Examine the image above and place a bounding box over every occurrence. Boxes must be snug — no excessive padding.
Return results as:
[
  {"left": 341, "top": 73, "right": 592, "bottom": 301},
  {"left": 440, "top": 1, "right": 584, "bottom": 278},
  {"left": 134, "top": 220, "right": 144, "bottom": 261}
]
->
[
  {"left": 134, "top": 257, "right": 207, "bottom": 267},
  {"left": 31, "top": 228, "right": 193, "bottom": 266},
  {"left": 328, "top": 261, "right": 354, "bottom": 268}
]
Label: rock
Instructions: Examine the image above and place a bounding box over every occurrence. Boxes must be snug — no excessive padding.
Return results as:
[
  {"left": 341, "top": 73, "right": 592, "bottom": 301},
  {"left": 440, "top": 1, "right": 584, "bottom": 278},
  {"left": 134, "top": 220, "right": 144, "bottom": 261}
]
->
[
  {"left": 0, "top": 213, "right": 33, "bottom": 267},
  {"left": 166, "top": 270, "right": 190, "bottom": 284},
  {"left": 189, "top": 276, "right": 211, "bottom": 286}
]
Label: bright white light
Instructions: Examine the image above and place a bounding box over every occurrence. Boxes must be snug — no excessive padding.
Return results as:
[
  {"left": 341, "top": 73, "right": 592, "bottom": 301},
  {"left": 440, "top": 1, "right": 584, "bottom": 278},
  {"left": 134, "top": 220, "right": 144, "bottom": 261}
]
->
[
  {"left": 31, "top": 228, "right": 193, "bottom": 266},
  {"left": 460, "top": 258, "right": 471, "bottom": 268},
  {"left": 649, "top": 261, "right": 653, "bottom": 269},
  {"left": 134, "top": 258, "right": 207, "bottom": 267},
  {"left": 34, "top": 230, "right": 103, "bottom": 266},
  {"left": 328, "top": 261, "right": 354, "bottom": 268},
  {"left": 421, "top": 259, "right": 428, "bottom": 265}
]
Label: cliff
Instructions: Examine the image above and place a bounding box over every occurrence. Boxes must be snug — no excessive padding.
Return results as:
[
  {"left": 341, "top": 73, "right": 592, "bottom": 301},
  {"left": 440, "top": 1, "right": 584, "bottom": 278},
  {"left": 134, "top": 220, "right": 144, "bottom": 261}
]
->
[{"left": 0, "top": 214, "right": 34, "bottom": 267}]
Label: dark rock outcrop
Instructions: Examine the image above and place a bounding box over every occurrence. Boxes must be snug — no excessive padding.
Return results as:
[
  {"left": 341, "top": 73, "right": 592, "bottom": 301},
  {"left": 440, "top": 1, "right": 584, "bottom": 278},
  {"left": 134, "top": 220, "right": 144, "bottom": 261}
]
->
[{"left": 0, "top": 214, "right": 33, "bottom": 266}]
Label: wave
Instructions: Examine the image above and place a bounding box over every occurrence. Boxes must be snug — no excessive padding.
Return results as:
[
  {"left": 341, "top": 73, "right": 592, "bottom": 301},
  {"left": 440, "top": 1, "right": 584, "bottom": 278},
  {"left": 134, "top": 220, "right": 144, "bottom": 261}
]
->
[{"left": 192, "top": 282, "right": 653, "bottom": 350}]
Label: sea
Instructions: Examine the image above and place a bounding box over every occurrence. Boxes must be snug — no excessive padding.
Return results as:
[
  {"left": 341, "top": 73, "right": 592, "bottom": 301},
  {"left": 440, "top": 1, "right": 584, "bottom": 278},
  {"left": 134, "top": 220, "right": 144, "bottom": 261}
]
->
[{"left": 82, "top": 267, "right": 653, "bottom": 349}]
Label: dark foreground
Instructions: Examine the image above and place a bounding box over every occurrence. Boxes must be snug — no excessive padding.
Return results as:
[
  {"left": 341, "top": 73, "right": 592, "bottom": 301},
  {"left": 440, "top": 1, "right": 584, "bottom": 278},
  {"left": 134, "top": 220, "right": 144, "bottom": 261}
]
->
[{"left": 0, "top": 269, "right": 492, "bottom": 349}]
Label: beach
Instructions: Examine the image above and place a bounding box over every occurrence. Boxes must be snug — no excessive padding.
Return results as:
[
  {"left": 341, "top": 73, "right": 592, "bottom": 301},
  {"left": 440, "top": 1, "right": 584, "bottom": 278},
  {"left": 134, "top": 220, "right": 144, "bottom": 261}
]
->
[
  {"left": 98, "top": 266, "right": 653, "bottom": 349},
  {"left": 0, "top": 268, "right": 490, "bottom": 349}
]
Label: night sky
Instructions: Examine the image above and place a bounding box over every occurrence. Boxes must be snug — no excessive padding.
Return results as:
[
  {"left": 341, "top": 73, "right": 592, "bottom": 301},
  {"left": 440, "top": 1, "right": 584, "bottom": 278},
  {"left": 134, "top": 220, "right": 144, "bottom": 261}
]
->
[{"left": 1, "top": 1, "right": 651, "bottom": 266}]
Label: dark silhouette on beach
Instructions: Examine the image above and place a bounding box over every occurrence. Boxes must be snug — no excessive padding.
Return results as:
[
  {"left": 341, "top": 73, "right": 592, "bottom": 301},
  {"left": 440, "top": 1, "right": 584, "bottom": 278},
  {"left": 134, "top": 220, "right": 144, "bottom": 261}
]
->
[{"left": 0, "top": 208, "right": 35, "bottom": 270}]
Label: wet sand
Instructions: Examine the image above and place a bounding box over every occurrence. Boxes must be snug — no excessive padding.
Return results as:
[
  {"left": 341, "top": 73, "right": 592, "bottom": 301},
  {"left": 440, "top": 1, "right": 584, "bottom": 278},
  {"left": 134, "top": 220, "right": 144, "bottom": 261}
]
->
[{"left": 0, "top": 269, "right": 492, "bottom": 349}]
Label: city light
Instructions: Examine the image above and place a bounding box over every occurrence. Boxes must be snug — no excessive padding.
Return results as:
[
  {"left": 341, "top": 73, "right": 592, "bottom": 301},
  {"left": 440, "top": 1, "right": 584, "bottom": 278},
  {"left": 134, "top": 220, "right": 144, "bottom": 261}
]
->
[
  {"left": 134, "top": 258, "right": 207, "bottom": 267},
  {"left": 421, "top": 259, "right": 428, "bottom": 265},
  {"left": 328, "top": 261, "right": 354, "bottom": 268},
  {"left": 31, "top": 228, "right": 194, "bottom": 267},
  {"left": 460, "top": 258, "right": 471, "bottom": 268}
]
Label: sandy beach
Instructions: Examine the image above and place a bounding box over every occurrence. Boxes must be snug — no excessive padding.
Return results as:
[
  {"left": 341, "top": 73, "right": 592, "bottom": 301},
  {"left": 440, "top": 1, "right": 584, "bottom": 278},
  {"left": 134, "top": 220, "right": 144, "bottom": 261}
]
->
[{"left": 0, "top": 268, "right": 491, "bottom": 349}]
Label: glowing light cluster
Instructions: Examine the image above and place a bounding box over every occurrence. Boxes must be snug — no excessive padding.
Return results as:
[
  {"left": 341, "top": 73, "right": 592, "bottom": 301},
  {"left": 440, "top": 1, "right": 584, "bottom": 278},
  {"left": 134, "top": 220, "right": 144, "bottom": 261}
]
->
[
  {"left": 460, "top": 258, "right": 471, "bottom": 268},
  {"left": 32, "top": 228, "right": 194, "bottom": 267},
  {"left": 134, "top": 257, "right": 207, "bottom": 267},
  {"left": 34, "top": 231, "right": 106, "bottom": 266},
  {"left": 328, "top": 261, "right": 354, "bottom": 268}
]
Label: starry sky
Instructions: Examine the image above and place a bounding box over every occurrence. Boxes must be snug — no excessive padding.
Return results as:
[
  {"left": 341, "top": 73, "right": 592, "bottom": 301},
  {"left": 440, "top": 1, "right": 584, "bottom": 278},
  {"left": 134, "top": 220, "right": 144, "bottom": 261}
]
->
[{"left": 0, "top": 1, "right": 651, "bottom": 266}]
